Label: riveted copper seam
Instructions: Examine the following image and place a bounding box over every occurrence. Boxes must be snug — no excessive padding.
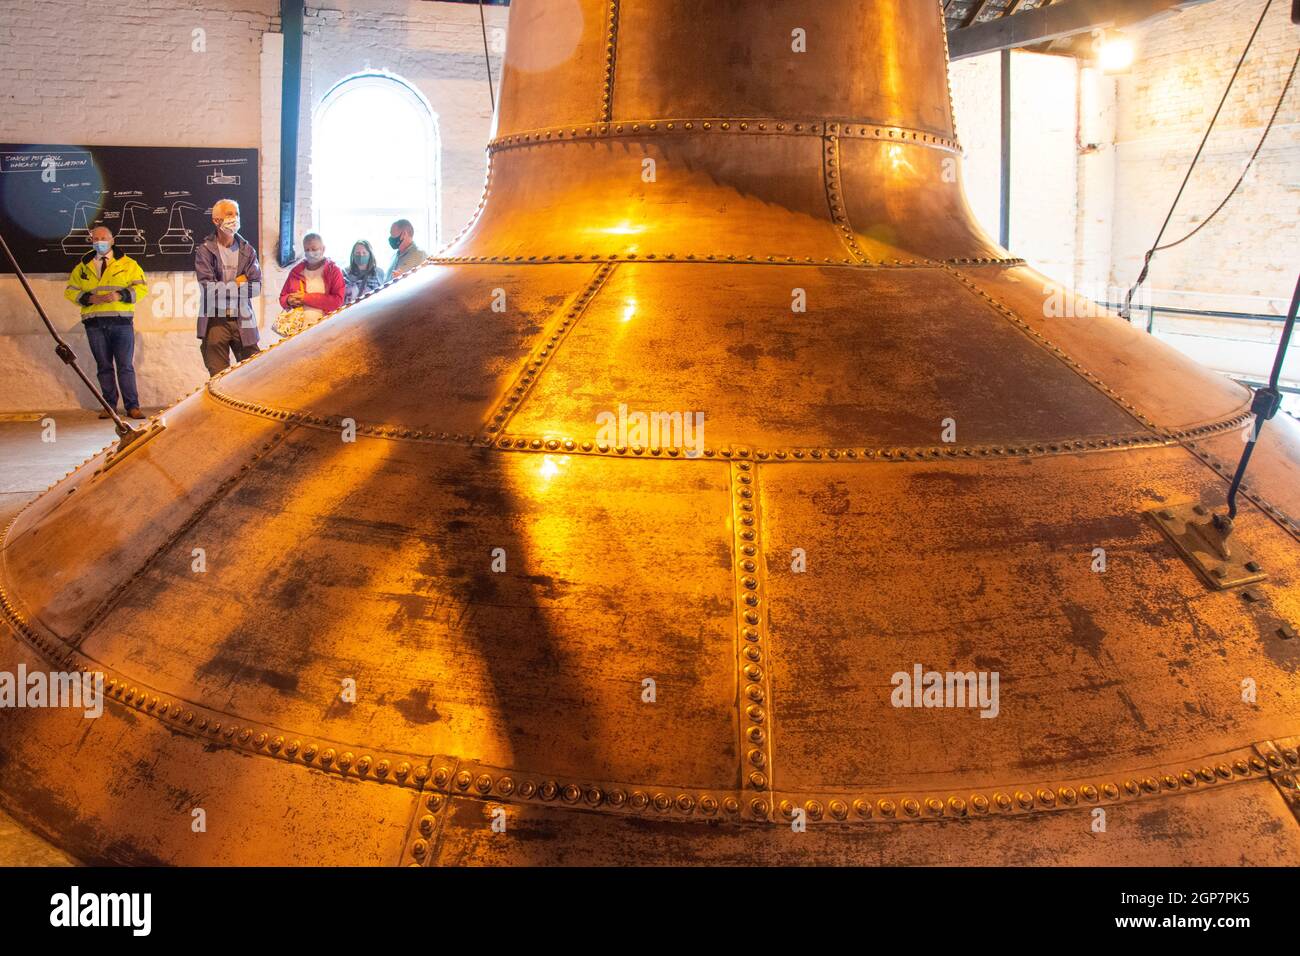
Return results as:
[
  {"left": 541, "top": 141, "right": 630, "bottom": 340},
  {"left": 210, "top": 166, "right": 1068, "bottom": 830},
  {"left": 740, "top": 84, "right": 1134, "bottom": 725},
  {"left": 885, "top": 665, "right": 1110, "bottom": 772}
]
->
[
  {"left": 424, "top": 255, "right": 1026, "bottom": 268},
  {"left": 438, "top": 760, "right": 738, "bottom": 825},
  {"left": 822, "top": 131, "right": 870, "bottom": 264},
  {"left": 0, "top": 576, "right": 1295, "bottom": 839},
  {"left": 0, "top": 599, "right": 439, "bottom": 795},
  {"left": 771, "top": 743, "right": 1285, "bottom": 826},
  {"left": 731, "top": 459, "right": 775, "bottom": 821},
  {"left": 1180, "top": 439, "right": 1300, "bottom": 542},
  {"left": 402, "top": 760, "right": 457, "bottom": 866},
  {"left": 69, "top": 425, "right": 298, "bottom": 648},
  {"left": 943, "top": 264, "right": 1164, "bottom": 435},
  {"left": 601, "top": 0, "right": 620, "bottom": 121},
  {"left": 488, "top": 118, "right": 962, "bottom": 155},
  {"left": 1256, "top": 738, "right": 1300, "bottom": 824},
  {"left": 199, "top": 371, "right": 1257, "bottom": 467},
  {"left": 484, "top": 261, "right": 618, "bottom": 435}
]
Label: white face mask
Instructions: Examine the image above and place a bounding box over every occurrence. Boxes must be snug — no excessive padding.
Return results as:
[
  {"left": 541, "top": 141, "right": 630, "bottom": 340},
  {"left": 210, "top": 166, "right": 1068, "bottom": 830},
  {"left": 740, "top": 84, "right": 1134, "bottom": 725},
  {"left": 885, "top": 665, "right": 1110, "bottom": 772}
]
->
[
  {"left": 304, "top": 250, "right": 324, "bottom": 265},
  {"left": 218, "top": 216, "right": 239, "bottom": 234}
]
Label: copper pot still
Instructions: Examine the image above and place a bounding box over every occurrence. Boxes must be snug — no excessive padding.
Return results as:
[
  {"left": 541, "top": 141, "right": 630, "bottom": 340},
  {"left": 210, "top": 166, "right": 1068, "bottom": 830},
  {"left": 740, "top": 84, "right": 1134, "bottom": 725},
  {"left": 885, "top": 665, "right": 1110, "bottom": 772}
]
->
[{"left": 1, "top": 0, "right": 1298, "bottom": 865}]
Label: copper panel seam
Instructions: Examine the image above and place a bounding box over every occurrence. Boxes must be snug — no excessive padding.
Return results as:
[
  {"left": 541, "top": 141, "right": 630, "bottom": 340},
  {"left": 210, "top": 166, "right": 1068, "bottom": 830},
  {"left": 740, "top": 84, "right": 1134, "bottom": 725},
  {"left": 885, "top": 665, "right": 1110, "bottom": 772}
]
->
[
  {"left": 2, "top": 589, "right": 1295, "bottom": 836},
  {"left": 601, "top": 0, "right": 619, "bottom": 121},
  {"left": 197, "top": 376, "right": 1258, "bottom": 465},
  {"left": 766, "top": 741, "right": 1300, "bottom": 825},
  {"left": 425, "top": 255, "right": 1027, "bottom": 268},
  {"left": 483, "top": 261, "right": 618, "bottom": 435},
  {"left": 488, "top": 118, "right": 962, "bottom": 154},
  {"left": 732, "top": 460, "right": 775, "bottom": 821},
  {"left": 1257, "top": 738, "right": 1300, "bottom": 826},
  {"left": 1177, "top": 439, "right": 1300, "bottom": 544},
  {"left": 419, "top": 743, "right": 1299, "bottom": 827},
  {"left": 823, "top": 133, "right": 871, "bottom": 264},
  {"left": 0, "top": 598, "right": 443, "bottom": 795},
  {"left": 70, "top": 424, "right": 298, "bottom": 648},
  {"left": 402, "top": 761, "right": 457, "bottom": 867},
  {"left": 943, "top": 264, "right": 1165, "bottom": 436}
]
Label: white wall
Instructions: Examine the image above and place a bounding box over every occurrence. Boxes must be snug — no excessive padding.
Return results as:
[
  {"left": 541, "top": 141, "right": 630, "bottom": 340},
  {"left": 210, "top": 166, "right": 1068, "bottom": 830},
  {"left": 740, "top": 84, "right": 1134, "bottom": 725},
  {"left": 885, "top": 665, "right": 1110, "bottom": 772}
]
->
[
  {"left": 950, "top": 50, "right": 1081, "bottom": 288},
  {"left": 0, "top": 0, "right": 506, "bottom": 413},
  {"left": 949, "top": 0, "right": 1298, "bottom": 402}
]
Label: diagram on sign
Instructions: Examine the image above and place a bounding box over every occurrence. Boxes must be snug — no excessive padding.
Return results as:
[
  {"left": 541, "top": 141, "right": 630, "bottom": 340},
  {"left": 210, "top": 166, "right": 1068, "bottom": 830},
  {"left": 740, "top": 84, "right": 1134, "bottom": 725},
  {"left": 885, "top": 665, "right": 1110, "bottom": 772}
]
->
[
  {"left": 0, "top": 144, "right": 258, "bottom": 274},
  {"left": 60, "top": 201, "right": 98, "bottom": 255},
  {"left": 205, "top": 167, "right": 241, "bottom": 186},
  {"left": 158, "top": 201, "right": 200, "bottom": 254},
  {"left": 114, "top": 201, "right": 149, "bottom": 255}
]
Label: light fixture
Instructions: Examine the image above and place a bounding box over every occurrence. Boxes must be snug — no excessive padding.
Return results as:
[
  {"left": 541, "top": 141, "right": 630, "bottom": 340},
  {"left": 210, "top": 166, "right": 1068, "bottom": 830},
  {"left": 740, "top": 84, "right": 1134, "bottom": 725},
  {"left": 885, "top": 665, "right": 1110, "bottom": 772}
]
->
[{"left": 1098, "top": 31, "right": 1135, "bottom": 74}]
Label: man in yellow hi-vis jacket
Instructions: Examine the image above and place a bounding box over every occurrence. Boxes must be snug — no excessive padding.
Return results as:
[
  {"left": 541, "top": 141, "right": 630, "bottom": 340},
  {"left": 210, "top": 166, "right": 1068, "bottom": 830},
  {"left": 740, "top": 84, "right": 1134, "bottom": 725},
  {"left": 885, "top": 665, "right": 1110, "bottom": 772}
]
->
[{"left": 64, "top": 225, "right": 149, "bottom": 419}]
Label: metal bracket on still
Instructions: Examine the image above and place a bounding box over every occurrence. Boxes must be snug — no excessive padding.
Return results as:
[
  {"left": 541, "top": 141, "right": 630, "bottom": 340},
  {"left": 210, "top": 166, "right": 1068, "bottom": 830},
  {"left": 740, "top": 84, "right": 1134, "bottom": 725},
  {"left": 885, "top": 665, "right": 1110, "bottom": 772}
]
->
[
  {"left": 1148, "top": 501, "right": 1266, "bottom": 590},
  {"left": 92, "top": 418, "right": 167, "bottom": 477}
]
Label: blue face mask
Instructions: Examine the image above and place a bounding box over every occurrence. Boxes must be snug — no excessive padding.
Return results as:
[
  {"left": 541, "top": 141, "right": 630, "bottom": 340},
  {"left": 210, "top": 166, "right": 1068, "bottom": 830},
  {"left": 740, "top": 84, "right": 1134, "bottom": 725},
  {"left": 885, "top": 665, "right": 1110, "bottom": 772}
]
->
[
  {"left": 93, "top": 241, "right": 111, "bottom": 255},
  {"left": 354, "top": 251, "right": 370, "bottom": 265}
]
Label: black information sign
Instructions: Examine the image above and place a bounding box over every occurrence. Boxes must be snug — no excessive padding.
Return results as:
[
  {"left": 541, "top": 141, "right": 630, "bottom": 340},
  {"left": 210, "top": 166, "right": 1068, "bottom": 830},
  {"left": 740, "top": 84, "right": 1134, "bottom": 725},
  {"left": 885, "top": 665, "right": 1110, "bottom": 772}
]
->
[{"left": 0, "top": 144, "right": 259, "bottom": 274}]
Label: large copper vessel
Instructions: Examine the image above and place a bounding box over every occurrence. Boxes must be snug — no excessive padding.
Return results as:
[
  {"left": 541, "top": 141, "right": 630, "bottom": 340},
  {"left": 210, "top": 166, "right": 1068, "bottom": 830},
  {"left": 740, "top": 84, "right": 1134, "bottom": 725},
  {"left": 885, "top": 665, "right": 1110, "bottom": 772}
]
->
[{"left": 2, "top": 0, "right": 1298, "bottom": 866}]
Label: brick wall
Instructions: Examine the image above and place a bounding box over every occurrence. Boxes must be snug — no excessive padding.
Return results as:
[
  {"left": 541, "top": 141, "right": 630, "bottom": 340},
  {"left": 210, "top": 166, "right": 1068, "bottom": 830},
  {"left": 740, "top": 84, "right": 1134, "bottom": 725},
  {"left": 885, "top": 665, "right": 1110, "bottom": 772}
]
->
[
  {"left": 1, "top": 1, "right": 1294, "bottom": 411},
  {"left": 951, "top": 0, "right": 1298, "bottom": 393},
  {"left": 1112, "top": 0, "right": 1298, "bottom": 315}
]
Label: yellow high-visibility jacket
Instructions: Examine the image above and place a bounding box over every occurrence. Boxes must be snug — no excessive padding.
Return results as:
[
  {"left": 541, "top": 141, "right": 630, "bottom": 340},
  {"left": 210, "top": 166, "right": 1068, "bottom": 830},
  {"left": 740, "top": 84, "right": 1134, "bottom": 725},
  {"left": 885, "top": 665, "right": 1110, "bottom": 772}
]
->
[{"left": 64, "top": 250, "right": 148, "bottom": 322}]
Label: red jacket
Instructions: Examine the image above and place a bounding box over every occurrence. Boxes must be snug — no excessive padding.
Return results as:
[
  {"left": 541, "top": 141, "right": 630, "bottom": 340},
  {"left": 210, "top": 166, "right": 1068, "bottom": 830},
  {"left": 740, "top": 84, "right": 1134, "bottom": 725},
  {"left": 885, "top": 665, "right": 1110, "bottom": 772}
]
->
[{"left": 279, "top": 259, "right": 345, "bottom": 313}]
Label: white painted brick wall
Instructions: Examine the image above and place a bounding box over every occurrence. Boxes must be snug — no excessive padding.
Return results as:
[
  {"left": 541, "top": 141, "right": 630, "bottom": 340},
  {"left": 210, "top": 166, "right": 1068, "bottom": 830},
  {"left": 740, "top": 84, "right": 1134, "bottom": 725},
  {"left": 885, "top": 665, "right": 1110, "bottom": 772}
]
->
[
  {"left": 2, "top": 1, "right": 1292, "bottom": 411},
  {"left": 1112, "top": 0, "right": 1299, "bottom": 318},
  {"left": 951, "top": 1, "right": 1297, "bottom": 388},
  {"left": 0, "top": 0, "right": 506, "bottom": 412},
  {"left": 950, "top": 50, "right": 1080, "bottom": 287}
]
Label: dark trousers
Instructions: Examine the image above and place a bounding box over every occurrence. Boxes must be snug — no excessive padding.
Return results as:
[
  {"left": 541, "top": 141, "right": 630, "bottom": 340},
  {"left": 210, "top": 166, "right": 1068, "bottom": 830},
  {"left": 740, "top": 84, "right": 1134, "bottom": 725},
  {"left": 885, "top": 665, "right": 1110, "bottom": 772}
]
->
[
  {"left": 84, "top": 321, "right": 139, "bottom": 410},
  {"left": 202, "top": 317, "right": 259, "bottom": 376}
]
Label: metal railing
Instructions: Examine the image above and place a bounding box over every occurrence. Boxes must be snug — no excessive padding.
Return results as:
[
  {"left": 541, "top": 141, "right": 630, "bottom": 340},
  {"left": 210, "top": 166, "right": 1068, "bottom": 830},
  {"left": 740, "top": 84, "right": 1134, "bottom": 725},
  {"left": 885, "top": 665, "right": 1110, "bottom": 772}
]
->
[{"left": 1099, "top": 300, "right": 1300, "bottom": 400}]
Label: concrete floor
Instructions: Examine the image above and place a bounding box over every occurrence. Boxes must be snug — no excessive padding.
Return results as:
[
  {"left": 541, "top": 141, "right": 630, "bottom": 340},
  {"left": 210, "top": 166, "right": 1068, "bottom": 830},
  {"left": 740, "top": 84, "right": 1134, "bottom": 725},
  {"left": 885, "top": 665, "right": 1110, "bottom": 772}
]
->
[{"left": 0, "top": 409, "right": 130, "bottom": 866}]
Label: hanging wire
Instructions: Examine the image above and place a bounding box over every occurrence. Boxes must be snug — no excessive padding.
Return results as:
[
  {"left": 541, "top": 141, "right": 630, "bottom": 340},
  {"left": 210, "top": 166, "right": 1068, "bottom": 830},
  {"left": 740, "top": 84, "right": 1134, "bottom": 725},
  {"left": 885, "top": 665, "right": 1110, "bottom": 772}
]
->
[
  {"left": 1121, "top": 0, "right": 1275, "bottom": 319},
  {"left": 1147, "top": 49, "right": 1297, "bottom": 258},
  {"left": 479, "top": 0, "right": 496, "bottom": 114}
]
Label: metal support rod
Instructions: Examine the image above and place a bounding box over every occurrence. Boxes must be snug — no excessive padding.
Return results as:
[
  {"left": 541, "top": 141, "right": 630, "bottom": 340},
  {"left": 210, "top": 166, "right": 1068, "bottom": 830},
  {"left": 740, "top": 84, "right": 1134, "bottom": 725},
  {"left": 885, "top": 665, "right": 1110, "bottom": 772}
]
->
[
  {"left": 0, "top": 229, "right": 136, "bottom": 438},
  {"left": 999, "top": 48, "right": 1012, "bottom": 249},
  {"left": 1219, "top": 272, "right": 1299, "bottom": 523},
  {"left": 277, "top": 0, "right": 304, "bottom": 267}
]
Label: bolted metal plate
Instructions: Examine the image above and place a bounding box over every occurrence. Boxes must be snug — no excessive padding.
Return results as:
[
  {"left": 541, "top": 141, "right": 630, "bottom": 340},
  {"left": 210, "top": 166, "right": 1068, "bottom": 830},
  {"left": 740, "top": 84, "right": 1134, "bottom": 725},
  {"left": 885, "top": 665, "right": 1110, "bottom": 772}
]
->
[
  {"left": 508, "top": 263, "right": 1141, "bottom": 450},
  {"left": 760, "top": 447, "right": 1300, "bottom": 795},
  {"left": 72, "top": 431, "right": 741, "bottom": 790},
  {"left": 1148, "top": 501, "right": 1267, "bottom": 590}
]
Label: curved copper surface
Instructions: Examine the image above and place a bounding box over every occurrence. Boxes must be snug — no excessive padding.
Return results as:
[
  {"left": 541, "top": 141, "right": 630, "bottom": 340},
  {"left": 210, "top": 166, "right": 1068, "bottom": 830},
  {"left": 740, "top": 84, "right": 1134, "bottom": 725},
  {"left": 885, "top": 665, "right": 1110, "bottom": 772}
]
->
[{"left": 0, "top": 0, "right": 1297, "bottom": 865}]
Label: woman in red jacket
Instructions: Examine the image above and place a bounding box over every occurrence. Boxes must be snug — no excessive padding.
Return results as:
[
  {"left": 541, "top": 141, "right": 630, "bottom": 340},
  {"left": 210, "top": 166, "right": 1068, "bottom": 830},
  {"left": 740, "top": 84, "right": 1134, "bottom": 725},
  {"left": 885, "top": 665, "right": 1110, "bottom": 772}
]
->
[{"left": 278, "top": 233, "right": 345, "bottom": 326}]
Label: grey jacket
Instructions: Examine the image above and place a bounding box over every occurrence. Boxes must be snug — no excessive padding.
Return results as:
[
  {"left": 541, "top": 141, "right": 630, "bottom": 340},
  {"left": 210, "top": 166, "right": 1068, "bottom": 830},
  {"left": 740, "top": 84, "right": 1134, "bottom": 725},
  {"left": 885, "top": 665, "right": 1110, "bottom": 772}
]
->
[
  {"left": 386, "top": 243, "right": 425, "bottom": 282},
  {"left": 194, "top": 233, "right": 262, "bottom": 346}
]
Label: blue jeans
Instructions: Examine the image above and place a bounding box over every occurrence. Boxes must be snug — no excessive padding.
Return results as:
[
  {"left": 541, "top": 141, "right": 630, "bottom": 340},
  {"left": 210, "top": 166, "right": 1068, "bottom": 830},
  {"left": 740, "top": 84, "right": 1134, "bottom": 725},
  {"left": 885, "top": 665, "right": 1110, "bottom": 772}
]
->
[{"left": 84, "top": 322, "right": 139, "bottom": 410}]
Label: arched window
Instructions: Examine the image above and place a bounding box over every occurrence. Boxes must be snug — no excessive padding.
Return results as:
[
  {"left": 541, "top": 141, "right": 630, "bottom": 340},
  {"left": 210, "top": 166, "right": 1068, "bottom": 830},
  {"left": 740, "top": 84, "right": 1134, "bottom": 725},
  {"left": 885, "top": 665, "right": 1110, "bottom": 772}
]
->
[{"left": 313, "top": 72, "right": 440, "bottom": 264}]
